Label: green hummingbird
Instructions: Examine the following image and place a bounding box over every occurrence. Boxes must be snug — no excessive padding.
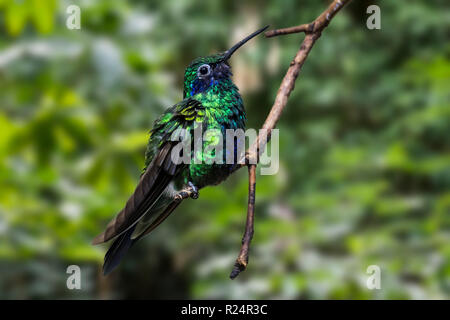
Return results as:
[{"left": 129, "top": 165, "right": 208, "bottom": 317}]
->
[{"left": 92, "top": 26, "right": 268, "bottom": 275}]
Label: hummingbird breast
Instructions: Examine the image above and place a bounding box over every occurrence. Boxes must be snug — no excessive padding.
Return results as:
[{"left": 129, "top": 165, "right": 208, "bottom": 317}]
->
[{"left": 187, "top": 87, "right": 246, "bottom": 188}]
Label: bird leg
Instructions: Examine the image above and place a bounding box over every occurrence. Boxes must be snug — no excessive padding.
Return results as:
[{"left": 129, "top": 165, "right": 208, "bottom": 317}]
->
[{"left": 174, "top": 182, "right": 199, "bottom": 202}]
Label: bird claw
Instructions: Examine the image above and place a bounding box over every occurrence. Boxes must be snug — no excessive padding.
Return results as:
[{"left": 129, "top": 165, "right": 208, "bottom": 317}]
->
[
  {"left": 174, "top": 183, "right": 199, "bottom": 202},
  {"left": 174, "top": 193, "right": 185, "bottom": 202},
  {"left": 190, "top": 191, "right": 199, "bottom": 199},
  {"left": 188, "top": 182, "right": 199, "bottom": 199}
]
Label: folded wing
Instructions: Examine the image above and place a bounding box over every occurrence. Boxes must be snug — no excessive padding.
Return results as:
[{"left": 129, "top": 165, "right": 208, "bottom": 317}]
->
[{"left": 92, "top": 98, "right": 205, "bottom": 245}]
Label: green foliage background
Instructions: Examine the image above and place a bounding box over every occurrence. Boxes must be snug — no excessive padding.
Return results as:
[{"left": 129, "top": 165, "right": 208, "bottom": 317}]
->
[{"left": 0, "top": 0, "right": 448, "bottom": 299}]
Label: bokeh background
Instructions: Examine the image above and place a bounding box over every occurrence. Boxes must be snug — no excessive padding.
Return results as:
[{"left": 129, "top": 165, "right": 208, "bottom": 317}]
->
[{"left": 0, "top": 0, "right": 449, "bottom": 299}]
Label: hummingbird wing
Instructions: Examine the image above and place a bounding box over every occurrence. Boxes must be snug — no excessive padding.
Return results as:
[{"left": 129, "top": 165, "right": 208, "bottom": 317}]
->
[
  {"left": 132, "top": 198, "right": 183, "bottom": 240},
  {"left": 92, "top": 98, "right": 205, "bottom": 245}
]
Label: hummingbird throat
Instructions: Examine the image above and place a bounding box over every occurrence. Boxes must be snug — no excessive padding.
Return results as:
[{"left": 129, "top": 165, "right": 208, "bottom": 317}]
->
[{"left": 190, "top": 77, "right": 220, "bottom": 97}]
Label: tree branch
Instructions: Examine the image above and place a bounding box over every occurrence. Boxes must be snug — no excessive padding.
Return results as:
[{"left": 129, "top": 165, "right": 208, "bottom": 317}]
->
[
  {"left": 229, "top": 0, "right": 352, "bottom": 279},
  {"left": 265, "top": 0, "right": 350, "bottom": 38},
  {"left": 230, "top": 164, "right": 256, "bottom": 279},
  {"left": 264, "top": 23, "right": 313, "bottom": 38}
]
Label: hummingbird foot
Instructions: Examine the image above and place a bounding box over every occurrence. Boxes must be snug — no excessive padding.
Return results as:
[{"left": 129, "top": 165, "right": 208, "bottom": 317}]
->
[
  {"left": 174, "top": 182, "right": 199, "bottom": 202},
  {"left": 187, "top": 181, "right": 199, "bottom": 199}
]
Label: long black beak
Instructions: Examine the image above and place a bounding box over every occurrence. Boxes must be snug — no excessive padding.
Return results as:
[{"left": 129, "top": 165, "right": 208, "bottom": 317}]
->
[{"left": 222, "top": 25, "right": 269, "bottom": 61}]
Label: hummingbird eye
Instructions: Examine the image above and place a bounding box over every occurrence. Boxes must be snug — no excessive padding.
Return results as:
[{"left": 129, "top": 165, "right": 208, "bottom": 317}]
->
[{"left": 197, "top": 64, "right": 211, "bottom": 78}]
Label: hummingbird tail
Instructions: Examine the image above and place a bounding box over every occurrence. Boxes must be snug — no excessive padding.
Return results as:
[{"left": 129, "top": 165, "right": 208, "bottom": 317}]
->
[{"left": 102, "top": 225, "right": 136, "bottom": 276}]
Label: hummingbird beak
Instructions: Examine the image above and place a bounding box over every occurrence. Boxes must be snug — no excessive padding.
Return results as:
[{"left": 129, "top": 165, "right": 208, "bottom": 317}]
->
[{"left": 222, "top": 25, "right": 269, "bottom": 61}]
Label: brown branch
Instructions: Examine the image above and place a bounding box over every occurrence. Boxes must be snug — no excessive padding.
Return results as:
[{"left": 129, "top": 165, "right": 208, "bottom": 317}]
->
[
  {"left": 265, "top": 23, "right": 312, "bottom": 38},
  {"left": 265, "top": 0, "right": 349, "bottom": 38},
  {"left": 229, "top": 0, "right": 352, "bottom": 279},
  {"left": 230, "top": 164, "right": 256, "bottom": 279}
]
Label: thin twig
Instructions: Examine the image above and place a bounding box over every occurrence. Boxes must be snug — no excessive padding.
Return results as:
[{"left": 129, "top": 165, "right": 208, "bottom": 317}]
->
[
  {"left": 230, "top": 164, "right": 256, "bottom": 279},
  {"left": 265, "top": 23, "right": 313, "bottom": 38},
  {"left": 266, "top": 0, "right": 350, "bottom": 38},
  {"left": 229, "top": 0, "right": 352, "bottom": 279}
]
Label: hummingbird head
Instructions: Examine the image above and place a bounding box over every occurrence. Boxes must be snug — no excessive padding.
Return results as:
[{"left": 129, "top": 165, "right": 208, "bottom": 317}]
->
[{"left": 183, "top": 25, "right": 268, "bottom": 98}]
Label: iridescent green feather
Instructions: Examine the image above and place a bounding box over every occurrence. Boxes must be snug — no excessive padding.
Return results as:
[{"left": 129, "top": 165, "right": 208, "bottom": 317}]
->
[{"left": 144, "top": 54, "right": 245, "bottom": 188}]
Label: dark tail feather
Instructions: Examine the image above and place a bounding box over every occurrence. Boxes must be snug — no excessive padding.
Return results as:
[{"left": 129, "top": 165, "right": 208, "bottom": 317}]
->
[{"left": 103, "top": 226, "right": 136, "bottom": 276}]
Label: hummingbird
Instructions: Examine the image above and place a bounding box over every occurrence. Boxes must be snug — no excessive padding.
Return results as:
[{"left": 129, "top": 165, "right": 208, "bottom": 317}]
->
[{"left": 92, "top": 26, "right": 268, "bottom": 275}]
